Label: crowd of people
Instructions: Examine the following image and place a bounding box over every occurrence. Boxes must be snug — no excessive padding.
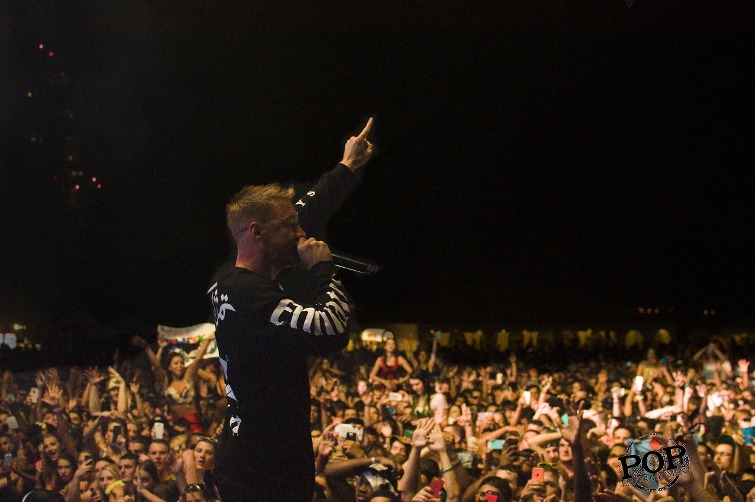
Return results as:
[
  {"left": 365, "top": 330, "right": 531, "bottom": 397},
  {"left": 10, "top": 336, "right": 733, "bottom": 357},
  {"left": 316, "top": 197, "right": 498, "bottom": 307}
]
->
[{"left": 0, "top": 329, "right": 753, "bottom": 501}]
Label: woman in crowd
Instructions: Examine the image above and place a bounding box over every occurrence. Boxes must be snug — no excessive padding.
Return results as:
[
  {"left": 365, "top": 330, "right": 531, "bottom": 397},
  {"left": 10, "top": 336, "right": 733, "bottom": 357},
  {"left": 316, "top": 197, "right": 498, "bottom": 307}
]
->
[
  {"left": 369, "top": 337, "right": 413, "bottom": 391},
  {"left": 64, "top": 456, "right": 102, "bottom": 502},
  {"left": 97, "top": 463, "right": 126, "bottom": 502},
  {"left": 37, "top": 433, "right": 67, "bottom": 491},
  {"left": 408, "top": 335, "right": 440, "bottom": 375},
  {"left": 406, "top": 370, "right": 433, "bottom": 423},
  {"left": 131, "top": 335, "right": 215, "bottom": 434},
  {"left": 54, "top": 453, "right": 77, "bottom": 495}
]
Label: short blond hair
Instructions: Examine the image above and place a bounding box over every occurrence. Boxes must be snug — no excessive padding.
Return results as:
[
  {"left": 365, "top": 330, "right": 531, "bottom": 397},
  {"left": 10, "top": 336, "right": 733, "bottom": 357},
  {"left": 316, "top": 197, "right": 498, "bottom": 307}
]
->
[{"left": 225, "top": 183, "right": 294, "bottom": 239}]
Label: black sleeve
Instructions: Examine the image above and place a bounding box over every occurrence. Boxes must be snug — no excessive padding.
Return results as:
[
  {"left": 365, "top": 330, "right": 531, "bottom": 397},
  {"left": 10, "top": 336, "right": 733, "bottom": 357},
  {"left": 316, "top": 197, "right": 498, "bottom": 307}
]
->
[
  {"left": 267, "top": 262, "right": 350, "bottom": 342},
  {"left": 211, "top": 263, "right": 350, "bottom": 355},
  {"left": 293, "top": 163, "right": 364, "bottom": 241}
]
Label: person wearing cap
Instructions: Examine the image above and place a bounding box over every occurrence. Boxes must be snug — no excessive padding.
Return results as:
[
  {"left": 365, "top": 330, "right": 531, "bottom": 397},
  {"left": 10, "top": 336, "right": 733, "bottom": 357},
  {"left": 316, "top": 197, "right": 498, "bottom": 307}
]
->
[{"left": 355, "top": 464, "right": 399, "bottom": 502}]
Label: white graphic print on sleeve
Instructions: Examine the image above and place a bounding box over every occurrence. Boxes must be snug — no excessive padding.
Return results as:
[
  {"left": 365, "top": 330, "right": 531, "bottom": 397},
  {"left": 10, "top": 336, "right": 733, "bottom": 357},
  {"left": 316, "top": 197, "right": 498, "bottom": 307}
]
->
[
  {"left": 229, "top": 414, "right": 241, "bottom": 436},
  {"left": 295, "top": 190, "right": 317, "bottom": 208},
  {"left": 208, "top": 282, "right": 236, "bottom": 326},
  {"left": 218, "top": 356, "right": 237, "bottom": 402},
  {"left": 269, "top": 279, "right": 349, "bottom": 335}
]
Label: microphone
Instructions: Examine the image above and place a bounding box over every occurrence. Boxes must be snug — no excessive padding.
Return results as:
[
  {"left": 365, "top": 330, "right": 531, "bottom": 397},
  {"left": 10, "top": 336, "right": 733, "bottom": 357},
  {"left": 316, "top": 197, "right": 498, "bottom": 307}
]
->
[{"left": 332, "top": 252, "right": 382, "bottom": 276}]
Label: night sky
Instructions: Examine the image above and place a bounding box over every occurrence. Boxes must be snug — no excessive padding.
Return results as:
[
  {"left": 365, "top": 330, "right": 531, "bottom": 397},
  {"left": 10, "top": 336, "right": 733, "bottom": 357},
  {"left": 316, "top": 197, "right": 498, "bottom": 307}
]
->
[{"left": 2, "top": 1, "right": 754, "bottom": 330}]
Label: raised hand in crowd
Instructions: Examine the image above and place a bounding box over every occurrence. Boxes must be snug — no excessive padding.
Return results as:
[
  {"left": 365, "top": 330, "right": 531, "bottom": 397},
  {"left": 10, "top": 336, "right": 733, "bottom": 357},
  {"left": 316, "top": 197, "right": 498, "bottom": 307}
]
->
[
  {"left": 41, "top": 383, "right": 63, "bottom": 408},
  {"left": 411, "top": 485, "right": 436, "bottom": 502}
]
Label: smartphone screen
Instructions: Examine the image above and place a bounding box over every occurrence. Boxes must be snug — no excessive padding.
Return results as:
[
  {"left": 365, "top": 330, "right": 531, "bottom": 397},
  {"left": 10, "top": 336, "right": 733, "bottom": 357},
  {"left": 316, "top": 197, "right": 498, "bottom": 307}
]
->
[
  {"left": 633, "top": 376, "right": 644, "bottom": 392},
  {"left": 152, "top": 422, "right": 164, "bottom": 439},
  {"left": 532, "top": 467, "right": 545, "bottom": 481},
  {"left": 522, "top": 390, "right": 531, "bottom": 404},
  {"left": 487, "top": 439, "right": 504, "bottom": 450},
  {"left": 430, "top": 477, "right": 444, "bottom": 496}
]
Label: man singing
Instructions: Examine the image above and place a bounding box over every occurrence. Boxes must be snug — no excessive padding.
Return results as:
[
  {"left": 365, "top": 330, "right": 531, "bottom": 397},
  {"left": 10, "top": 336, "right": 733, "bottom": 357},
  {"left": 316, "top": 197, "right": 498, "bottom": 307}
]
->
[{"left": 208, "top": 119, "right": 373, "bottom": 501}]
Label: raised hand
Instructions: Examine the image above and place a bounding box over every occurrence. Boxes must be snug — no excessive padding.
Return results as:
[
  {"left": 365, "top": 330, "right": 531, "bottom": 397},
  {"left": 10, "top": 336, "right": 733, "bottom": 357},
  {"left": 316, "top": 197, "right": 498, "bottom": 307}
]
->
[
  {"left": 130, "top": 336, "right": 148, "bottom": 349},
  {"left": 457, "top": 404, "right": 473, "bottom": 427},
  {"left": 41, "top": 384, "right": 63, "bottom": 407},
  {"left": 411, "top": 486, "right": 436, "bottom": 502},
  {"left": 73, "top": 456, "right": 94, "bottom": 480},
  {"left": 341, "top": 117, "right": 375, "bottom": 170},
  {"left": 738, "top": 359, "right": 750, "bottom": 374},
  {"left": 341, "top": 439, "right": 365, "bottom": 459},
  {"left": 129, "top": 381, "right": 141, "bottom": 395},
  {"left": 84, "top": 367, "right": 105, "bottom": 385},
  {"left": 108, "top": 366, "right": 125, "bottom": 385},
  {"left": 412, "top": 418, "right": 435, "bottom": 448},
  {"left": 318, "top": 436, "right": 334, "bottom": 458},
  {"left": 427, "top": 425, "right": 447, "bottom": 453},
  {"left": 560, "top": 402, "right": 586, "bottom": 446}
]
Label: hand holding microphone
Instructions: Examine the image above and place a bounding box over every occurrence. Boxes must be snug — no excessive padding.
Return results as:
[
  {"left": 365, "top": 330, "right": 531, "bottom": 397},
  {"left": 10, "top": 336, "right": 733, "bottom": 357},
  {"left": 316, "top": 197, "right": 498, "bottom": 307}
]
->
[{"left": 298, "top": 237, "right": 332, "bottom": 269}]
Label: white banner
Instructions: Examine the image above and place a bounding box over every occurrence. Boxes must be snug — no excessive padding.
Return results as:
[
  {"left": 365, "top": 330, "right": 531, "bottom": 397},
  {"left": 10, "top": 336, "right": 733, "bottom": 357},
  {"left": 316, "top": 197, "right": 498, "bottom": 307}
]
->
[{"left": 157, "top": 323, "right": 218, "bottom": 364}]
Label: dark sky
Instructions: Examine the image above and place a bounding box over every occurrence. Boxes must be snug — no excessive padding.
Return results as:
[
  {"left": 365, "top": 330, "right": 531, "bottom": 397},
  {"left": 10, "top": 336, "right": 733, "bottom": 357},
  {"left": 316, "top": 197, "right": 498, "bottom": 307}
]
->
[{"left": 2, "top": 1, "right": 754, "bottom": 329}]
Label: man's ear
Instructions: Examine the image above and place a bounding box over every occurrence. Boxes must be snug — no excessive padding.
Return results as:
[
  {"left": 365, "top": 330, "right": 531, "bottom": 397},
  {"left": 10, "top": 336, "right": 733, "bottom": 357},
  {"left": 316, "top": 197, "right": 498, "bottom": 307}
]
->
[{"left": 249, "top": 222, "right": 263, "bottom": 238}]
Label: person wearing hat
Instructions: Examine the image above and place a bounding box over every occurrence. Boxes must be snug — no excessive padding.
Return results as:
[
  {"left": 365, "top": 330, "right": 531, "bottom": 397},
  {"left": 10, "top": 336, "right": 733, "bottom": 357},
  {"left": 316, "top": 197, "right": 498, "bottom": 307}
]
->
[{"left": 355, "top": 464, "right": 399, "bottom": 502}]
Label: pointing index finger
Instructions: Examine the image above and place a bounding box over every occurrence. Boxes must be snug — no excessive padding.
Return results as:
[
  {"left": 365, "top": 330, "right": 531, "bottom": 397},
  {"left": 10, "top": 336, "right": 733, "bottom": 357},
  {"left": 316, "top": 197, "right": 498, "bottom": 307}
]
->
[{"left": 357, "top": 117, "right": 373, "bottom": 140}]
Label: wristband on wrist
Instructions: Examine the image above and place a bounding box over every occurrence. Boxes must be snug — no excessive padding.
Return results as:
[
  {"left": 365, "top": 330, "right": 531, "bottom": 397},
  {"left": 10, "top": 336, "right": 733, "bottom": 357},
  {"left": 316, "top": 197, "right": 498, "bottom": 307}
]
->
[{"left": 441, "top": 460, "right": 460, "bottom": 474}]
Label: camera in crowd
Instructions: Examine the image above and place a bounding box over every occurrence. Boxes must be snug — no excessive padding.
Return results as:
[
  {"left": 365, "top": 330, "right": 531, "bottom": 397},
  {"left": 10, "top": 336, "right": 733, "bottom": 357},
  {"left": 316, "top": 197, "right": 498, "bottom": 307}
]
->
[{"left": 335, "top": 423, "right": 363, "bottom": 442}]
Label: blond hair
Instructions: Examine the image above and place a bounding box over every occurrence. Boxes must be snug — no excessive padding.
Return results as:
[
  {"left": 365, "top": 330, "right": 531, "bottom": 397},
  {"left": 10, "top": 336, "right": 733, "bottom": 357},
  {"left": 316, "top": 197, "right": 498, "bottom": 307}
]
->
[{"left": 225, "top": 183, "right": 294, "bottom": 239}]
